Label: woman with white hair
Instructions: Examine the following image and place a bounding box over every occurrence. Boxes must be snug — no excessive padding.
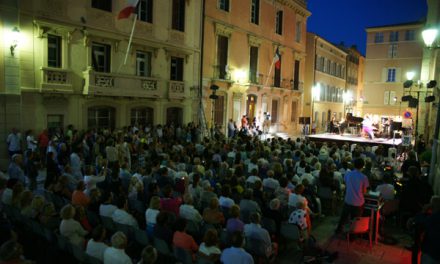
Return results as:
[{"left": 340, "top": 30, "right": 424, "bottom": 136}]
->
[
  {"left": 59, "top": 204, "right": 88, "bottom": 248},
  {"left": 103, "top": 231, "right": 131, "bottom": 264}
]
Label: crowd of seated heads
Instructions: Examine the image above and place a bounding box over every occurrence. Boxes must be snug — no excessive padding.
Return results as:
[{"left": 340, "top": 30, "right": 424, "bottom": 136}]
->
[{"left": 0, "top": 124, "right": 437, "bottom": 263}]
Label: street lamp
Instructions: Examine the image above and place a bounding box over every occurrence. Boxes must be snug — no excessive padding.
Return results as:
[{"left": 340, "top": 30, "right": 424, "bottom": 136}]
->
[
  {"left": 311, "top": 83, "right": 320, "bottom": 133},
  {"left": 7, "top": 27, "right": 20, "bottom": 56}
]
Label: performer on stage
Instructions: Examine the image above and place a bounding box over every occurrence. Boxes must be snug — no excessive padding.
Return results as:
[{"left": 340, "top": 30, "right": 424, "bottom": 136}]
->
[{"left": 362, "top": 115, "right": 374, "bottom": 139}]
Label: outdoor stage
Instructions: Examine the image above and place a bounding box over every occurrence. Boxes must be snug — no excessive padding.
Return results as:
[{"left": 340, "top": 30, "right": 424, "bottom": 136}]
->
[{"left": 306, "top": 133, "right": 402, "bottom": 147}]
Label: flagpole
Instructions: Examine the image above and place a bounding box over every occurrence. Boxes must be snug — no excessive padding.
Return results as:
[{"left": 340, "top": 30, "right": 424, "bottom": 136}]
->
[
  {"left": 265, "top": 59, "right": 275, "bottom": 88},
  {"left": 124, "top": 13, "right": 138, "bottom": 65}
]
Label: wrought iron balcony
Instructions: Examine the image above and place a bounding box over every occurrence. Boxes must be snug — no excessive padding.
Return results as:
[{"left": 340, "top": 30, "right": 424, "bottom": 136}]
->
[{"left": 82, "top": 68, "right": 160, "bottom": 98}]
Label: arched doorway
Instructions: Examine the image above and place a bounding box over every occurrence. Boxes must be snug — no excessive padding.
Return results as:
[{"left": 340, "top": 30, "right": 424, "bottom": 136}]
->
[
  {"left": 246, "top": 94, "right": 257, "bottom": 122},
  {"left": 166, "top": 107, "right": 183, "bottom": 125}
]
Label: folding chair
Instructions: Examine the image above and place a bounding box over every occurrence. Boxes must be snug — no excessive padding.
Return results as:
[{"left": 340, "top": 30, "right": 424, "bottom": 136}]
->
[{"left": 174, "top": 247, "right": 193, "bottom": 264}]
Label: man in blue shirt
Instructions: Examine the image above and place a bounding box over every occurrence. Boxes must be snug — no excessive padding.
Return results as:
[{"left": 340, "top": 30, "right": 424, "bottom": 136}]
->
[
  {"left": 221, "top": 231, "right": 254, "bottom": 264},
  {"left": 335, "top": 158, "right": 369, "bottom": 233}
]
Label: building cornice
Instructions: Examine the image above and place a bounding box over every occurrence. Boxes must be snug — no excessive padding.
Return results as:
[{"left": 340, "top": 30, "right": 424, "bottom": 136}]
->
[{"left": 275, "top": 0, "right": 311, "bottom": 17}]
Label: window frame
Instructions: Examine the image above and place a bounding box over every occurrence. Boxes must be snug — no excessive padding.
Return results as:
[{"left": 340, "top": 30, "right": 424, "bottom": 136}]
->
[
  {"left": 172, "top": 0, "right": 185, "bottom": 32},
  {"left": 250, "top": 0, "right": 260, "bottom": 25},
  {"left": 389, "top": 31, "right": 399, "bottom": 42},
  {"left": 387, "top": 68, "right": 396, "bottom": 82},
  {"left": 137, "top": 0, "right": 153, "bottom": 23},
  {"left": 218, "top": 0, "right": 230, "bottom": 12},
  {"left": 275, "top": 10, "right": 283, "bottom": 35},
  {"left": 405, "top": 30, "right": 415, "bottom": 41},
  {"left": 217, "top": 35, "right": 229, "bottom": 79},
  {"left": 136, "top": 51, "right": 152, "bottom": 77},
  {"left": 91, "top": 42, "right": 111, "bottom": 73},
  {"left": 91, "top": 0, "right": 112, "bottom": 12},
  {"left": 374, "top": 32, "right": 384, "bottom": 43},
  {"left": 295, "top": 21, "right": 302, "bottom": 43},
  {"left": 47, "top": 34, "right": 62, "bottom": 68},
  {"left": 170, "top": 56, "right": 184, "bottom": 81}
]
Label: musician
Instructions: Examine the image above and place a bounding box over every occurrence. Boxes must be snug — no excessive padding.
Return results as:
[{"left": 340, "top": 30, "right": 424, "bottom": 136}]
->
[
  {"left": 329, "top": 116, "right": 337, "bottom": 134},
  {"left": 362, "top": 115, "right": 374, "bottom": 139},
  {"left": 241, "top": 115, "right": 248, "bottom": 130}
]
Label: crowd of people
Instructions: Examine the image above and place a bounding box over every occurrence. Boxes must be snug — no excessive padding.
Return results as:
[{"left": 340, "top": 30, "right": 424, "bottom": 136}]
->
[{"left": 0, "top": 122, "right": 439, "bottom": 263}]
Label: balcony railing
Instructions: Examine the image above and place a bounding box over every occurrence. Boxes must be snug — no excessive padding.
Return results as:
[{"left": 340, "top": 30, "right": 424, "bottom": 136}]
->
[
  {"left": 83, "top": 68, "right": 160, "bottom": 98},
  {"left": 168, "top": 80, "right": 185, "bottom": 99},
  {"left": 40, "top": 67, "right": 73, "bottom": 93}
]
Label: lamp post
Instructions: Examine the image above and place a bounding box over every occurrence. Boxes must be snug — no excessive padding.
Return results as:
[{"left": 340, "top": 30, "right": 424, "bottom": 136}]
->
[{"left": 311, "top": 83, "right": 320, "bottom": 133}]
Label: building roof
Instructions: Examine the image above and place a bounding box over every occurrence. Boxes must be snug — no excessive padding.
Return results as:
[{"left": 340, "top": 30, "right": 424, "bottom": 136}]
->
[{"left": 365, "top": 18, "right": 426, "bottom": 31}]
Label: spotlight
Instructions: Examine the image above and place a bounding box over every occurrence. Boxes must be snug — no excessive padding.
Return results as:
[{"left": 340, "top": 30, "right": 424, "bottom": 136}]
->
[
  {"left": 401, "top": 95, "right": 412, "bottom": 102},
  {"left": 403, "top": 80, "right": 413, "bottom": 88},
  {"left": 427, "top": 80, "right": 437, "bottom": 88},
  {"left": 425, "top": 95, "right": 436, "bottom": 102}
]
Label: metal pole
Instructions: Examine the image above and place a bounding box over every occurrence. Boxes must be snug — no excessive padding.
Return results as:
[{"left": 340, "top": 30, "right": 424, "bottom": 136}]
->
[
  {"left": 430, "top": 95, "right": 440, "bottom": 185},
  {"left": 415, "top": 91, "right": 420, "bottom": 149}
]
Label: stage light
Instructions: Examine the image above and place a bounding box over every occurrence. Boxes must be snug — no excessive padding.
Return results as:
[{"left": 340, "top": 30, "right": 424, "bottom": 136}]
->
[
  {"left": 403, "top": 80, "right": 413, "bottom": 88},
  {"left": 401, "top": 95, "right": 412, "bottom": 102},
  {"left": 427, "top": 80, "right": 437, "bottom": 88},
  {"left": 425, "top": 95, "right": 436, "bottom": 102}
]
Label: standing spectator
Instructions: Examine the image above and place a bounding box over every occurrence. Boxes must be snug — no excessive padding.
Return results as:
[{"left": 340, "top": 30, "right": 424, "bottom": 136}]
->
[
  {"left": 6, "top": 128, "right": 22, "bottom": 157},
  {"left": 198, "top": 229, "right": 221, "bottom": 262},
  {"left": 99, "top": 192, "right": 117, "bottom": 218},
  {"left": 145, "top": 196, "right": 161, "bottom": 236},
  {"left": 226, "top": 205, "right": 244, "bottom": 233},
  {"left": 203, "top": 198, "right": 225, "bottom": 226},
  {"left": 244, "top": 212, "right": 276, "bottom": 258},
  {"left": 103, "top": 232, "right": 131, "bottom": 264},
  {"left": 45, "top": 151, "right": 60, "bottom": 189},
  {"left": 179, "top": 193, "right": 202, "bottom": 223},
  {"left": 70, "top": 146, "right": 83, "bottom": 180},
  {"left": 38, "top": 129, "right": 49, "bottom": 163},
  {"left": 172, "top": 218, "right": 199, "bottom": 258},
  {"left": 227, "top": 119, "right": 235, "bottom": 139},
  {"left": 25, "top": 129, "right": 37, "bottom": 153},
  {"left": 335, "top": 158, "right": 369, "bottom": 233}
]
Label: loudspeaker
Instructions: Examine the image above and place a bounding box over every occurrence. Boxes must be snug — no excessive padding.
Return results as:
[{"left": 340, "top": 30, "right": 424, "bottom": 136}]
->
[{"left": 408, "top": 98, "right": 418, "bottom": 108}]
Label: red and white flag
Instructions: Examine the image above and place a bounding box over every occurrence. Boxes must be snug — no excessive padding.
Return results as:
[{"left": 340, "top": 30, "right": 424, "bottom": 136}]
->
[
  {"left": 118, "top": 0, "right": 139, "bottom": 19},
  {"left": 273, "top": 47, "right": 281, "bottom": 69}
]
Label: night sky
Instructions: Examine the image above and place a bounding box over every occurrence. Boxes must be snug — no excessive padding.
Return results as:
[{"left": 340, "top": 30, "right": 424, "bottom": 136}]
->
[{"left": 307, "top": 0, "right": 428, "bottom": 55}]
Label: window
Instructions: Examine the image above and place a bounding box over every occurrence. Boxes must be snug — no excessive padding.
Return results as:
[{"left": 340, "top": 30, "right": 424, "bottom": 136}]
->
[
  {"left": 137, "top": 0, "right": 153, "bottom": 23},
  {"left": 92, "top": 42, "right": 111, "bottom": 72},
  {"left": 214, "top": 95, "right": 225, "bottom": 126},
  {"left": 88, "top": 107, "right": 115, "bottom": 129},
  {"left": 136, "top": 51, "right": 152, "bottom": 77},
  {"left": 319, "top": 57, "right": 324, "bottom": 71},
  {"left": 295, "top": 21, "right": 302, "bottom": 43},
  {"left": 337, "top": 64, "right": 342, "bottom": 77},
  {"left": 249, "top": 46, "right": 258, "bottom": 83},
  {"left": 405, "top": 30, "right": 415, "bottom": 41},
  {"left": 274, "top": 54, "right": 281, "bottom": 87},
  {"left": 389, "top": 31, "right": 399, "bottom": 42},
  {"left": 131, "top": 107, "right": 154, "bottom": 125},
  {"left": 326, "top": 60, "right": 331, "bottom": 74},
  {"left": 374, "top": 32, "right": 384, "bottom": 43},
  {"left": 271, "top": 100, "right": 278, "bottom": 123},
  {"left": 331, "top": 62, "right": 336, "bottom": 75},
  {"left": 293, "top": 60, "right": 300, "bottom": 90},
  {"left": 48, "top": 34, "right": 61, "bottom": 68},
  {"left": 217, "top": 35, "right": 229, "bottom": 79},
  {"left": 170, "top": 57, "right": 184, "bottom": 81},
  {"left": 291, "top": 101, "right": 297, "bottom": 122},
  {"left": 387, "top": 68, "right": 396, "bottom": 82},
  {"left": 388, "top": 44, "right": 398, "bottom": 58},
  {"left": 275, "top": 10, "right": 283, "bottom": 35},
  {"left": 250, "top": 0, "right": 260, "bottom": 25},
  {"left": 92, "top": 0, "right": 112, "bottom": 12},
  {"left": 172, "top": 0, "right": 185, "bottom": 32},
  {"left": 47, "top": 115, "right": 64, "bottom": 134},
  {"left": 219, "top": 0, "right": 229, "bottom": 12}
]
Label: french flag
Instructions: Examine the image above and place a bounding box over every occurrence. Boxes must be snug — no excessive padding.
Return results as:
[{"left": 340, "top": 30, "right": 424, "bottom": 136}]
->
[
  {"left": 118, "top": 0, "right": 139, "bottom": 19},
  {"left": 274, "top": 47, "right": 281, "bottom": 69}
]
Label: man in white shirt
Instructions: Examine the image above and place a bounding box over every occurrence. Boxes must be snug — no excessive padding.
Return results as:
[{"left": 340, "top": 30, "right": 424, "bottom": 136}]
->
[
  {"left": 6, "top": 128, "right": 21, "bottom": 157},
  {"left": 86, "top": 226, "right": 109, "bottom": 262},
  {"left": 179, "top": 194, "right": 202, "bottom": 223},
  {"left": 112, "top": 198, "right": 139, "bottom": 228},
  {"left": 246, "top": 168, "right": 261, "bottom": 185},
  {"left": 244, "top": 212, "right": 275, "bottom": 258},
  {"left": 99, "top": 192, "right": 117, "bottom": 217},
  {"left": 299, "top": 166, "right": 315, "bottom": 185},
  {"left": 262, "top": 170, "right": 279, "bottom": 190},
  {"left": 103, "top": 232, "right": 131, "bottom": 264}
]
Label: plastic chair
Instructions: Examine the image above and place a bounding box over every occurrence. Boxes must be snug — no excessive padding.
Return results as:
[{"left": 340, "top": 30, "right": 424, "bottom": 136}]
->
[
  {"left": 100, "top": 216, "right": 116, "bottom": 232},
  {"left": 347, "top": 217, "right": 372, "bottom": 250},
  {"left": 174, "top": 247, "right": 193, "bottom": 264},
  {"left": 154, "top": 238, "right": 173, "bottom": 257},
  {"left": 134, "top": 228, "right": 149, "bottom": 246}
]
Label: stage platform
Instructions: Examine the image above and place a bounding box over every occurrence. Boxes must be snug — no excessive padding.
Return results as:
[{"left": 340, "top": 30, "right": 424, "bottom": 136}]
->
[{"left": 306, "top": 133, "right": 402, "bottom": 147}]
